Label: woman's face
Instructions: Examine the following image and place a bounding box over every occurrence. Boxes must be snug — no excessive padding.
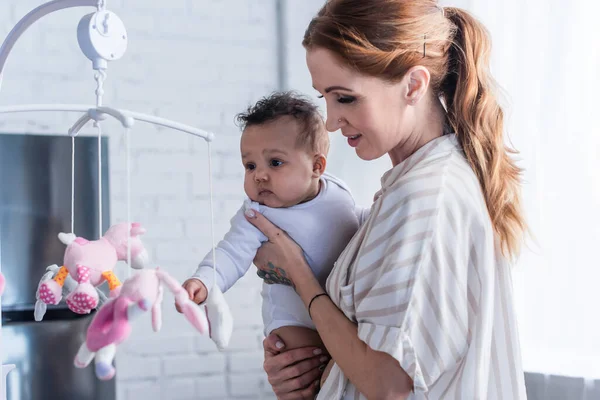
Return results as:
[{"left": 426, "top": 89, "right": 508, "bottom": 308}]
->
[{"left": 306, "top": 47, "right": 416, "bottom": 162}]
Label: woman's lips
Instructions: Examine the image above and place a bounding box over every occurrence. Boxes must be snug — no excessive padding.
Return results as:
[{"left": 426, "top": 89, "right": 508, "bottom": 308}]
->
[{"left": 348, "top": 134, "right": 362, "bottom": 148}]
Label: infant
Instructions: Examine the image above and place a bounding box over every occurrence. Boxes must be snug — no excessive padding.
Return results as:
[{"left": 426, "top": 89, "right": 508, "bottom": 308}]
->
[{"left": 179, "top": 91, "right": 368, "bottom": 351}]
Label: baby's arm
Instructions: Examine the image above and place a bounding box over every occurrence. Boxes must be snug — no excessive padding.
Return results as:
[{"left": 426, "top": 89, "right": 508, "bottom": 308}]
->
[{"left": 191, "top": 202, "right": 266, "bottom": 295}]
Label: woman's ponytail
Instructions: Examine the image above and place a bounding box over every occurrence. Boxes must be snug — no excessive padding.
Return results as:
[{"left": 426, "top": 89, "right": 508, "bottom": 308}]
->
[{"left": 442, "top": 8, "right": 526, "bottom": 259}]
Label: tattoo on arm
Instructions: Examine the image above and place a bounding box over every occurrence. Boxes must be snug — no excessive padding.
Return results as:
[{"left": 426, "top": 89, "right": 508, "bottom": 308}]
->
[{"left": 256, "top": 262, "right": 294, "bottom": 288}]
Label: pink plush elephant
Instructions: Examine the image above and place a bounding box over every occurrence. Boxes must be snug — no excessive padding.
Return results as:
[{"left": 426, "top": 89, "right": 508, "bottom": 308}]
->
[
  {"left": 74, "top": 267, "right": 208, "bottom": 380},
  {"left": 37, "top": 222, "right": 149, "bottom": 314}
]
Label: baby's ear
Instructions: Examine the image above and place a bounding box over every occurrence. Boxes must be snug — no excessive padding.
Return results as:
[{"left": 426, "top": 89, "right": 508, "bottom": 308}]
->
[{"left": 312, "top": 154, "right": 327, "bottom": 177}]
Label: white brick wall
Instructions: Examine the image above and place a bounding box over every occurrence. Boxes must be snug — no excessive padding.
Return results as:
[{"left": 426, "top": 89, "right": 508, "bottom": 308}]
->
[{"left": 0, "top": 0, "right": 327, "bottom": 399}]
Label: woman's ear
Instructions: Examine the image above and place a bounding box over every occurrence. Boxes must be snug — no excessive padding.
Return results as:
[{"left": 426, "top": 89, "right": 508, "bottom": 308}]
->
[
  {"left": 405, "top": 66, "right": 431, "bottom": 105},
  {"left": 312, "top": 154, "right": 327, "bottom": 177}
]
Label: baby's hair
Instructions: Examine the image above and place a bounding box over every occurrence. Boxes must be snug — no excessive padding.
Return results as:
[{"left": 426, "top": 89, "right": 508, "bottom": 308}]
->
[{"left": 235, "top": 91, "right": 329, "bottom": 155}]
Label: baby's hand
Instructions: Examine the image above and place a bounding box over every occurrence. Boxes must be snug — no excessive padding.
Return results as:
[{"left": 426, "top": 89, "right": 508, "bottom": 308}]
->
[{"left": 175, "top": 279, "right": 208, "bottom": 313}]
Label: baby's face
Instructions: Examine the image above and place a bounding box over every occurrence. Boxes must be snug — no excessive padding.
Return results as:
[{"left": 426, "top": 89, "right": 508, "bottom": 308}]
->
[{"left": 241, "top": 116, "right": 317, "bottom": 208}]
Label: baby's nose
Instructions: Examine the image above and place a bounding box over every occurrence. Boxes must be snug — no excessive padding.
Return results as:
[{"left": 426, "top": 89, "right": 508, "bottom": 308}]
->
[{"left": 254, "top": 169, "right": 268, "bottom": 181}]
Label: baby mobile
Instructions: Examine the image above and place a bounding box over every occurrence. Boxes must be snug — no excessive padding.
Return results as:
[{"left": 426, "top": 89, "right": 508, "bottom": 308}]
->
[{"left": 0, "top": 0, "right": 234, "bottom": 389}]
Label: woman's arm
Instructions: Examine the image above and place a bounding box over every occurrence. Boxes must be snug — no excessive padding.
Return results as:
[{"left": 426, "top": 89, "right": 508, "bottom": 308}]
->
[
  {"left": 294, "top": 269, "right": 413, "bottom": 400},
  {"left": 246, "top": 210, "right": 413, "bottom": 400}
]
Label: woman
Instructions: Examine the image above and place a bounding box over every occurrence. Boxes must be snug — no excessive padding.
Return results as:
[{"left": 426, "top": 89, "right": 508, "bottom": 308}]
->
[{"left": 246, "top": 0, "right": 527, "bottom": 398}]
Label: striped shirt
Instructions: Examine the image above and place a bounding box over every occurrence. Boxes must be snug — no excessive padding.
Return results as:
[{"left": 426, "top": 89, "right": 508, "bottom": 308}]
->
[{"left": 318, "top": 134, "right": 527, "bottom": 399}]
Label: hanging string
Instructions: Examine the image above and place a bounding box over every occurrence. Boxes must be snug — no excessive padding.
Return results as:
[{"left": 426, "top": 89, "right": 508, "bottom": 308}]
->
[
  {"left": 207, "top": 142, "right": 217, "bottom": 291},
  {"left": 71, "top": 135, "right": 75, "bottom": 234},
  {"left": 94, "top": 69, "right": 106, "bottom": 239},
  {"left": 97, "top": 126, "right": 102, "bottom": 239},
  {"left": 125, "top": 127, "right": 131, "bottom": 279}
]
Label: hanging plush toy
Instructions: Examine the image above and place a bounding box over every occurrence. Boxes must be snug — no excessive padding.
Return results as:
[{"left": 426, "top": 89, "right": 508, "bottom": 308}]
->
[
  {"left": 74, "top": 267, "right": 208, "bottom": 380},
  {"left": 34, "top": 264, "right": 110, "bottom": 321},
  {"left": 37, "top": 222, "right": 149, "bottom": 314}
]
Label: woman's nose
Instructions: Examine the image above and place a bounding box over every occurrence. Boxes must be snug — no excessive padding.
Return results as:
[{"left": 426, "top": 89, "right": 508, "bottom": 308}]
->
[{"left": 325, "top": 114, "right": 344, "bottom": 132}]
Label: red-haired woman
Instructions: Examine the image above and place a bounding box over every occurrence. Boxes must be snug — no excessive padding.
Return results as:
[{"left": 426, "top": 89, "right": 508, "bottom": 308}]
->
[{"left": 246, "top": 1, "right": 528, "bottom": 398}]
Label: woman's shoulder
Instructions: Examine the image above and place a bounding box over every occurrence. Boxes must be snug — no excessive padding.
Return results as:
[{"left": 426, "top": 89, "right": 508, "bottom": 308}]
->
[
  {"left": 381, "top": 150, "right": 490, "bottom": 230},
  {"left": 384, "top": 147, "right": 467, "bottom": 197}
]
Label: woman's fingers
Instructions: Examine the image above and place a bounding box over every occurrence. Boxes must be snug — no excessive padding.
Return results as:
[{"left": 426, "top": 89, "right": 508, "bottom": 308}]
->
[
  {"left": 263, "top": 333, "right": 286, "bottom": 354},
  {"left": 272, "top": 355, "right": 327, "bottom": 383},
  {"left": 254, "top": 241, "right": 278, "bottom": 270},
  {"left": 275, "top": 368, "right": 322, "bottom": 399},
  {"left": 261, "top": 334, "right": 328, "bottom": 398},
  {"left": 245, "top": 209, "right": 284, "bottom": 242},
  {"left": 264, "top": 348, "right": 328, "bottom": 383}
]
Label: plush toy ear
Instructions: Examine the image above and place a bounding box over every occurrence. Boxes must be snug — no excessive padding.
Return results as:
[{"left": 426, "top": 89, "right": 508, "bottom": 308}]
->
[
  {"left": 180, "top": 301, "right": 209, "bottom": 334},
  {"left": 155, "top": 268, "right": 209, "bottom": 334},
  {"left": 86, "top": 297, "right": 132, "bottom": 353},
  {"left": 130, "top": 222, "right": 146, "bottom": 236}
]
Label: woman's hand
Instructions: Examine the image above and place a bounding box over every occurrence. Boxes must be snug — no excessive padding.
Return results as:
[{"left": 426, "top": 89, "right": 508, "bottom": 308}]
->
[
  {"left": 245, "top": 209, "right": 311, "bottom": 288},
  {"left": 263, "top": 333, "right": 326, "bottom": 399}
]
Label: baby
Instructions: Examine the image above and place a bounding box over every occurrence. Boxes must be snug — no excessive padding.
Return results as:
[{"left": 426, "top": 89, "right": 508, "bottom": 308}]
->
[{"left": 179, "top": 91, "right": 368, "bottom": 351}]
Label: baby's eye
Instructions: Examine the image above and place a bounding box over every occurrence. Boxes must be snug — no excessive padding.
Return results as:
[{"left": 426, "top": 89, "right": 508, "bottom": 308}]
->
[
  {"left": 245, "top": 163, "right": 256, "bottom": 171},
  {"left": 270, "top": 159, "right": 283, "bottom": 167}
]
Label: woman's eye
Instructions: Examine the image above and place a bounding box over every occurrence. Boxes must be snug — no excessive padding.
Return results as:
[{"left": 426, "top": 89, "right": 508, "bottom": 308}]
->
[
  {"left": 338, "top": 96, "right": 355, "bottom": 104},
  {"left": 270, "top": 159, "right": 283, "bottom": 167},
  {"left": 245, "top": 163, "right": 255, "bottom": 171}
]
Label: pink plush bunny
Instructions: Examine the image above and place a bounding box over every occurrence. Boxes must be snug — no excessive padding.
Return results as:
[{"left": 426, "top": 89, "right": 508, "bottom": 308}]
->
[
  {"left": 74, "top": 267, "right": 208, "bottom": 380},
  {"left": 37, "top": 222, "right": 149, "bottom": 314},
  {"left": 0, "top": 272, "right": 5, "bottom": 296}
]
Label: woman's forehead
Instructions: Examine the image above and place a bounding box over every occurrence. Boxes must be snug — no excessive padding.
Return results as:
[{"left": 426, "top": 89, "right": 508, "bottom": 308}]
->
[
  {"left": 307, "top": 48, "right": 374, "bottom": 93},
  {"left": 307, "top": 49, "right": 354, "bottom": 87}
]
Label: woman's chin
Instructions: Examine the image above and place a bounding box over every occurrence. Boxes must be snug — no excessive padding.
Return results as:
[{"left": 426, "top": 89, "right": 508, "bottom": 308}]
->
[
  {"left": 355, "top": 147, "right": 377, "bottom": 161},
  {"left": 354, "top": 143, "right": 389, "bottom": 161}
]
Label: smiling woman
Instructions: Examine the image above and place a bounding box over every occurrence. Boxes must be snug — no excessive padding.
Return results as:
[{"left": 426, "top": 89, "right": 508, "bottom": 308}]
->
[
  {"left": 253, "top": 1, "right": 529, "bottom": 399},
  {"left": 307, "top": 47, "right": 445, "bottom": 164}
]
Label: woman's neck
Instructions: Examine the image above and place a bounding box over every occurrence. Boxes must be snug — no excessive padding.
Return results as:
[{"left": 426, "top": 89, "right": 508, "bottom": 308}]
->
[{"left": 388, "top": 95, "right": 447, "bottom": 166}]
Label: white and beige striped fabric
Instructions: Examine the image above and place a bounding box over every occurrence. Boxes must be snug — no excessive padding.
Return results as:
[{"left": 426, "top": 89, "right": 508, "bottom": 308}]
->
[{"left": 318, "top": 134, "right": 527, "bottom": 399}]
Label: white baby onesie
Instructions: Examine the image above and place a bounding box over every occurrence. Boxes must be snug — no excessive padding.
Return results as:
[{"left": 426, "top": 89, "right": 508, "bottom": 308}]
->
[{"left": 193, "top": 173, "right": 367, "bottom": 343}]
